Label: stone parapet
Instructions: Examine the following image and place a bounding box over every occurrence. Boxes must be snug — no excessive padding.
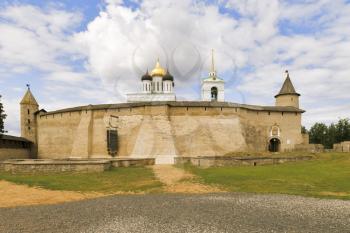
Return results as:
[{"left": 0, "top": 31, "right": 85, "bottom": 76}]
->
[
  {"left": 0, "top": 158, "right": 155, "bottom": 174},
  {"left": 174, "top": 155, "right": 313, "bottom": 168},
  {"left": 294, "top": 144, "right": 324, "bottom": 153},
  {"left": 333, "top": 141, "right": 350, "bottom": 152}
]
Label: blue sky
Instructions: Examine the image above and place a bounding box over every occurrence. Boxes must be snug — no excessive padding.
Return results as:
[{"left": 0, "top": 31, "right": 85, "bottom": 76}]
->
[{"left": 0, "top": 0, "right": 350, "bottom": 135}]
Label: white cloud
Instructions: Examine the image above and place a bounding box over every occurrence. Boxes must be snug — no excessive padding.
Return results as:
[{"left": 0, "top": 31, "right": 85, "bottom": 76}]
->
[
  {"left": 0, "top": 4, "right": 83, "bottom": 73},
  {"left": 1, "top": 0, "right": 350, "bottom": 135}
]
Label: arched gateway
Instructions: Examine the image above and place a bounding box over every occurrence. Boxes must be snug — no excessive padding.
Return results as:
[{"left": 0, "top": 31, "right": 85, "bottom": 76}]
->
[{"left": 269, "top": 138, "right": 280, "bottom": 152}]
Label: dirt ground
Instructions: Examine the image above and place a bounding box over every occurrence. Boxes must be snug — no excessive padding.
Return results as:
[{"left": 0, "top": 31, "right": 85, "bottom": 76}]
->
[
  {"left": 152, "top": 165, "right": 224, "bottom": 193},
  {"left": 0, "top": 165, "right": 223, "bottom": 208},
  {"left": 0, "top": 181, "right": 103, "bottom": 208}
]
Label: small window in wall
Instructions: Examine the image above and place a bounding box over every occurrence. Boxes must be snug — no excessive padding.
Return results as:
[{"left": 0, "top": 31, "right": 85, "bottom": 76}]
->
[
  {"left": 28, "top": 126, "right": 31, "bottom": 130},
  {"left": 27, "top": 109, "right": 30, "bottom": 115},
  {"left": 28, "top": 119, "right": 30, "bottom": 124},
  {"left": 107, "top": 129, "right": 118, "bottom": 156}
]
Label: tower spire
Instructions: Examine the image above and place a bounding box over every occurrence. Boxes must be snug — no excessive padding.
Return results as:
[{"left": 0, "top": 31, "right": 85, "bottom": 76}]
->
[
  {"left": 209, "top": 49, "right": 216, "bottom": 79},
  {"left": 211, "top": 49, "right": 215, "bottom": 73}
]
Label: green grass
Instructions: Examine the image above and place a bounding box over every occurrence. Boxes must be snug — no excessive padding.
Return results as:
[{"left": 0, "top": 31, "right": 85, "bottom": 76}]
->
[
  {"left": 0, "top": 167, "right": 163, "bottom": 193},
  {"left": 182, "top": 153, "right": 350, "bottom": 200}
]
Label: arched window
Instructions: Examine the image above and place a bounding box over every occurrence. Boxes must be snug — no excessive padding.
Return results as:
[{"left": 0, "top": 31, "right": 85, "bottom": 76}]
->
[
  {"left": 211, "top": 87, "right": 218, "bottom": 101},
  {"left": 271, "top": 126, "right": 280, "bottom": 137}
]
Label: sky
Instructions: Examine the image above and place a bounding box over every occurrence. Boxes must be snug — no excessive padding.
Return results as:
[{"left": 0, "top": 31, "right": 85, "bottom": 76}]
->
[{"left": 0, "top": 0, "right": 350, "bottom": 135}]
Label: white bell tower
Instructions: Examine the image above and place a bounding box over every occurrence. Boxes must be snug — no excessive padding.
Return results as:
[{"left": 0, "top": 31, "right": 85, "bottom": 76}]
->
[{"left": 201, "top": 49, "right": 225, "bottom": 102}]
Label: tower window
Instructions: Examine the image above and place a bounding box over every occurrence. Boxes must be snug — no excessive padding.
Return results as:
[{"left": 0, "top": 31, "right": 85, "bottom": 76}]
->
[
  {"left": 28, "top": 126, "right": 30, "bottom": 130},
  {"left": 27, "top": 109, "right": 30, "bottom": 115},
  {"left": 28, "top": 119, "right": 30, "bottom": 124},
  {"left": 211, "top": 86, "right": 218, "bottom": 101}
]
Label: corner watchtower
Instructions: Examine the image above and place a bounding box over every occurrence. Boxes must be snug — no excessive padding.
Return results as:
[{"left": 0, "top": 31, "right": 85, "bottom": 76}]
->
[
  {"left": 20, "top": 85, "right": 39, "bottom": 145},
  {"left": 275, "top": 70, "right": 300, "bottom": 108}
]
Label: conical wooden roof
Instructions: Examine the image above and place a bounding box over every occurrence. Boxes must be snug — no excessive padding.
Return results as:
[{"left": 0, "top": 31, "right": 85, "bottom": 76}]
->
[
  {"left": 275, "top": 71, "right": 300, "bottom": 97},
  {"left": 20, "top": 89, "right": 38, "bottom": 106}
]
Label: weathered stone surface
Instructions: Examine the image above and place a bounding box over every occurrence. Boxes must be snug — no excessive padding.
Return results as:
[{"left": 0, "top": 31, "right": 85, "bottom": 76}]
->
[
  {"left": 0, "top": 148, "right": 30, "bottom": 161},
  {"left": 333, "top": 141, "right": 350, "bottom": 152},
  {"left": 0, "top": 158, "right": 155, "bottom": 174},
  {"left": 33, "top": 103, "right": 304, "bottom": 164},
  {"left": 174, "top": 155, "right": 314, "bottom": 168}
]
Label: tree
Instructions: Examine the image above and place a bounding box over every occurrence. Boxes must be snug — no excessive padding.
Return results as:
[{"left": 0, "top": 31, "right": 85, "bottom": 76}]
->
[
  {"left": 325, "top": 123, "right": 337, "bottom": 149},
  {"left": 308, "top": 118, "right": 350, "bottom": 149},
  {"left": 335, "top": 118, "right": 350, "bottom": 142},
  {"left": 0, "top": 95, "right": 7, "bottom": 134},
  {"left": 309, "top": 123, "right": 328, "bottom": 146}
]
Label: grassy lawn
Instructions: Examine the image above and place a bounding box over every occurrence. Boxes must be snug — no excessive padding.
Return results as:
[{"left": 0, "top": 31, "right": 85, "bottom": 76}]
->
[
  {"left": 182, "top": 153, "right": 350, "bottom": 200},
  {"left": 0, "top": 167, "right": 163, "bottom": 193}
]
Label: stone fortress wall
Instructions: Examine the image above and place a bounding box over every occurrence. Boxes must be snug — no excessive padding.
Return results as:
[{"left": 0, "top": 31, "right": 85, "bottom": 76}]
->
[
  {"left": 0, "top": 135, "right": 32, "bottom": 160},
  {"left": 36, "top": 101, "right": 304, "bottom": 163}
]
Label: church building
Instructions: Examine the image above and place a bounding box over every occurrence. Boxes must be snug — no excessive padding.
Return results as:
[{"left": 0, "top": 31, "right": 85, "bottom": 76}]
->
[
  {"left": 127, "top": 59, "right": 176, "bottom": 102},
  {"left": 19, "top": 51, "right": 305, "bottom": 164}
]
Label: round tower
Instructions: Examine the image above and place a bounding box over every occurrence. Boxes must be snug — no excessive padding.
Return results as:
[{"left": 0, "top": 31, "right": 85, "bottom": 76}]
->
[
  {"left": 20, "top": 85, "right": 39, "bottom": 142},
  {"left": 20, "top": 85, "right": 39, "bottom": 157},
  {"left": 275, "top": 70, "right": 300, "bottom": 108}
]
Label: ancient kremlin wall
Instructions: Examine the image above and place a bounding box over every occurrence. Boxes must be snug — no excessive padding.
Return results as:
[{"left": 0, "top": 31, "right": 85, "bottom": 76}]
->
[{"left": 36, "top": 102, "right": 303, "bottom": 162}]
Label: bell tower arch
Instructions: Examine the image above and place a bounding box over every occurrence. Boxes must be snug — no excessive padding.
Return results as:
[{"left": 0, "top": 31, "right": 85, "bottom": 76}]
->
[{"left": 201, "top": 49, "right": 225, "bottom": 102}]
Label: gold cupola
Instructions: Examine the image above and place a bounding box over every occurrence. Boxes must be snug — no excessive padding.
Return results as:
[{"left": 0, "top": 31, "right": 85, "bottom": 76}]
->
[{"left": 150, "top": 59, "right": 166, "bottom": 77}]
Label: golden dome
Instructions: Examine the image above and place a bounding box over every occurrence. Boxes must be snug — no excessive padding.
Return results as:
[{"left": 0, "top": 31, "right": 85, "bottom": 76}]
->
[{"left": 150, "top": 59, "right": 166, "bottom": 77}]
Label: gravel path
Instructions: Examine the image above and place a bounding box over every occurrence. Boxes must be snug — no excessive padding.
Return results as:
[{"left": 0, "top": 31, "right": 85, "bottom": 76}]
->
[{"left": 0, "top": 193, "right": 349, "bottom": 233}]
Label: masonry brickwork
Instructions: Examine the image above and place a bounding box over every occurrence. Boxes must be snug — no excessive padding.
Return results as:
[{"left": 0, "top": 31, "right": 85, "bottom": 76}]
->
[{"left": 31, "top": 102, "right": 304, "bottom": 163}]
